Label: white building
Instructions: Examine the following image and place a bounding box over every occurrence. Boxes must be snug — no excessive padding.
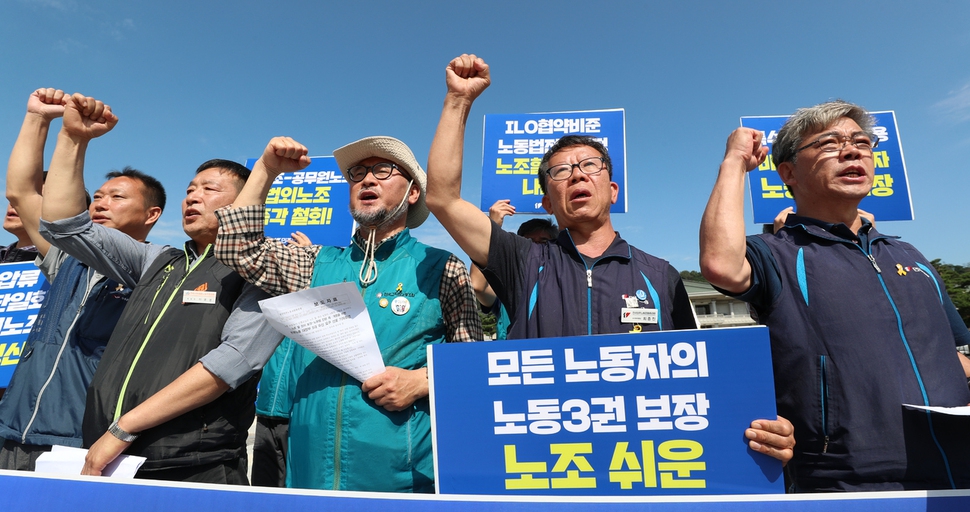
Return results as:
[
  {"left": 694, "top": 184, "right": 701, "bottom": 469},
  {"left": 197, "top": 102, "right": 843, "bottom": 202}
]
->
[{"left": 683, "top": 279, "right": 757, "bottom": 329}]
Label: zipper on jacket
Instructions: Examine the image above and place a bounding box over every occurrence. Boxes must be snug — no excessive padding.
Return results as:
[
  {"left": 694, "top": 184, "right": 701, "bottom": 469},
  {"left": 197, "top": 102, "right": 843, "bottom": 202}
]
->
[
  {"left": 113, "top": 246, "right": 211, "bottom": 421},
  {"left": 145, "top": 271, "right": 172, "bottom": 324},
  {"left": 866, "top": 253, "right": 881, "bottom": 273},
  {"left": 819, "top": 355, "right": 829, "bottom": 454},
  {"left": 910, "top": 265, "right": 944, "bottom": 303},
  {"left": 21, "top": 268, "right": 97, "bottom": 443},
  {"left": 564, "top": 231, "right": 596, "bottom": 336},
  {"left": 855, "top": 238, "right": 957, "bottom": 488}
]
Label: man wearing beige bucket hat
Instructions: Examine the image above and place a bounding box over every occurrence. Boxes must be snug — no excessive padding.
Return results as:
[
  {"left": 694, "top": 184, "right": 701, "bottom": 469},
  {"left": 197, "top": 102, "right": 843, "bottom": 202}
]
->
[{"left": 214, "top": 136, "right": 482, "bottom": 492}]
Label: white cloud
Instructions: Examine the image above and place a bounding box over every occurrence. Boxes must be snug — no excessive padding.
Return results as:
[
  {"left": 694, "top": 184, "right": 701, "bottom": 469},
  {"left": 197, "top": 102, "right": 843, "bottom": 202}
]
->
[
  {"left": 934, "top": 81, "right": 970, "bottom": 123},
  {"left": 19, "top": 0, "right": 77, "bottom": 12},
  {"left": 105, "top": 18, "right": 136, "bottom": 41},
  {"left": 53, "top": 38, "right": 86, "bottom": 54}
]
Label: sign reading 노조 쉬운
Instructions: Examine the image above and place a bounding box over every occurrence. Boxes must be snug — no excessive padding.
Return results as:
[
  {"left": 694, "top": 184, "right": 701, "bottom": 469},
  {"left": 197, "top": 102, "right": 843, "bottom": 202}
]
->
[{"left": 429, "top": 326, "right": 783, "bottom": 496}]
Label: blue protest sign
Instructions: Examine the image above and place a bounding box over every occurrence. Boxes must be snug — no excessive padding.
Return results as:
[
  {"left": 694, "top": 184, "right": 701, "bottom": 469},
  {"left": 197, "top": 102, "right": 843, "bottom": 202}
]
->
[
  {"left": 741, "top": 112, "right": 913, "bottom": 224},
  {"left": 245, "top": 156, "right": 355, "bottom": 247},
  {"left": 0, "top": 262, "right": 50, "bottom": 387},
  {"left": 481, "top": 110, "right": 627, "bottom": 214},
  {"left": 429, "top": 326, "right": 782, "bottom": 496}
]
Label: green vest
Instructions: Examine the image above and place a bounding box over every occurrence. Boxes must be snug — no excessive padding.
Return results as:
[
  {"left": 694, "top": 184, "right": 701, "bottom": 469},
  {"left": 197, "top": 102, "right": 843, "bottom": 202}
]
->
[{"left": 286, "top": 229, "right": 449, "bottom": 492}]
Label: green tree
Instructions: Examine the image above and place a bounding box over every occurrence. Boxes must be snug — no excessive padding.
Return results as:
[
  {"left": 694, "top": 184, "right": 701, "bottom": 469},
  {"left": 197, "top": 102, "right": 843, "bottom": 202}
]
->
[
  {"left": 479, "top": 310, "right": 497, "bottom": 340},
  {"left": 930, "top": 259, "right": 970, "bottom": 327},
  {"left": 680, "top": 270, "right": 708, "bottom": 283}
]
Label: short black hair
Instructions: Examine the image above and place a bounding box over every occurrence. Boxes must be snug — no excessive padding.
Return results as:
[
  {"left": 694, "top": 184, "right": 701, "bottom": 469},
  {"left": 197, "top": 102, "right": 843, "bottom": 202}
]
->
[
  {"left": 105, "top": 167, "right": 166, "bottom": 212},
  {"left": 537, "top": 135, "right": 613, "bottom": 194},
  {"left": 195, "top": 159, "right": 251, "bottom": 191},
  {"left": 517, "top": 218, "right": 558, "bottom": 240}
]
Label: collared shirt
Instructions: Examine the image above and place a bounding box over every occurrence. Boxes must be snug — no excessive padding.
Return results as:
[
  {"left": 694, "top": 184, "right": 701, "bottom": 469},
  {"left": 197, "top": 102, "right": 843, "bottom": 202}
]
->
[
  {"left": 38, "top": 212, "right": 280, "bottom": 389},
  {"left": 214, "top": 204, "right": 482, "bottom": 343}
]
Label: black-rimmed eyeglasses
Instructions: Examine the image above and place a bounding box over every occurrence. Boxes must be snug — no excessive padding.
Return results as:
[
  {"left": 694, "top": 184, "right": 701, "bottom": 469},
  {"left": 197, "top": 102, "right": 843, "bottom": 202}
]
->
[
  {"left": 545, "top": 157, "right": 607, "bottom": 182},
  {"left": 346, "top": 162, "right": 402, "bottom": 183},
  {"left": 795, "top": 132, "right": 879, "bottom": 155}
]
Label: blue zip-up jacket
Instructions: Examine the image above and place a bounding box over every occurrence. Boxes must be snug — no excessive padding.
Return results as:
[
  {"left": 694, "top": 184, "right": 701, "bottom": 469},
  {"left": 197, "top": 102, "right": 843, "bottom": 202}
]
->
[
  {"left": 483, "top": 223, "right": 696, "bottom": 338},
  {"left": 740, "top": 217, "right": 970, "bottom": 491},
  {"left": 0, "top": 253, "right": 130, "bottom": 447}
]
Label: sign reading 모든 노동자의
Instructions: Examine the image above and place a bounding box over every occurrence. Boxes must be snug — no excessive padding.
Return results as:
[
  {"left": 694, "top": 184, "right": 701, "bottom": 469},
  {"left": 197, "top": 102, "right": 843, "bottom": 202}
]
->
[{"left": 429, "top": 326, "right": 783, "bottom": 496}]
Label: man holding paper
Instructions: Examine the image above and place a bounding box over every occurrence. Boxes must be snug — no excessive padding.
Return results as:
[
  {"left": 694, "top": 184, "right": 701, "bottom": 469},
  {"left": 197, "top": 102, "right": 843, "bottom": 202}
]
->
[
  {"left": 36, "top": 93, "right": 283, "bottom": 483},
  {"left": 214, "top": 135, "right": 482, "bottom": 492},
  {"left": 700, "top": 101, "right": 970, "bottom": 490}
]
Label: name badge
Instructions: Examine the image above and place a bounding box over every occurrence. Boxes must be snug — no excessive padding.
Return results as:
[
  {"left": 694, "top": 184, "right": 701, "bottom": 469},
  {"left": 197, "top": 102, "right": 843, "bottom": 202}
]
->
[
  {"left": 621, "top": 307, "right": 658, "bottom": 324},
  {"left": 183, "top": 290, "right": 217, "bottom": 304}
]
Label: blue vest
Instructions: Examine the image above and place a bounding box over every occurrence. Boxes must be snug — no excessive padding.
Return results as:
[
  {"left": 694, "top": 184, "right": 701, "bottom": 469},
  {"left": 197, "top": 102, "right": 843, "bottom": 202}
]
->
[
  {"left": 0, "top": 256, "right": 130, "bottom": 447},
  {"left": 753, "top": 223, "right": 970, "bottom": 490},
  {"left": 255, "top": 337, "right": 297, "bottom": 418},
  {"left": 506, "top": 230, "right": 686, "bottom": 338},
  {"left": 286, "top": 230, "right": 449, "bottom": 492}
]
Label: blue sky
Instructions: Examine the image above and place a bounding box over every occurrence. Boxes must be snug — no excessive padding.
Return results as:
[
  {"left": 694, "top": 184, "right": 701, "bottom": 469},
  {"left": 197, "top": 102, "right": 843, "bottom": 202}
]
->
[{"left": 2, "top": 0, "right": 969, "bottom": 270}]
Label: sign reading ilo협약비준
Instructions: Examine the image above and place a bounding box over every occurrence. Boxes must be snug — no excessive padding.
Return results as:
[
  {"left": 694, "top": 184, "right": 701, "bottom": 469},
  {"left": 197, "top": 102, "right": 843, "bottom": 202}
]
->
[
  {"left": 429, "top": 326, "right": 783, "bottom": 496},
  {"left": 481, "top": 110, "right": 627, "bottom": 214}
]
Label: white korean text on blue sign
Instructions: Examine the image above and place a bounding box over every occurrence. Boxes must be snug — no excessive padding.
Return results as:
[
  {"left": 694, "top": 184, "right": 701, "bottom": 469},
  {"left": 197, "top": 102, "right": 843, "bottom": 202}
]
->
[
  {"left": 741, "top": 112, "right": 913, "bottom": 224},
  {"left": 0, "top": 262, "right": 50, "bottom": 387},
  {"left": 245, "top": 156, "right": 355, "bottom": 247},
  {"left": 429, "top": 327, "right": 782, "bottom": 495},
  {"left": 481, "top": 110, "right": 627, "bottom": 214}
]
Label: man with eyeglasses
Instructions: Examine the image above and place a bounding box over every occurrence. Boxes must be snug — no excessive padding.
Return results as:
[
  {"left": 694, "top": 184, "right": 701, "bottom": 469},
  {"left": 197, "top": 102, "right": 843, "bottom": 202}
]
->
[
  {"left": 214, "top": 136, "right": 482, "bottom": 492},
  {"left": 426, "top": 54, "right": 795, "bottom": 467},
  {"left": 700, "top": 100, "right": 970, "bottom": 491}
]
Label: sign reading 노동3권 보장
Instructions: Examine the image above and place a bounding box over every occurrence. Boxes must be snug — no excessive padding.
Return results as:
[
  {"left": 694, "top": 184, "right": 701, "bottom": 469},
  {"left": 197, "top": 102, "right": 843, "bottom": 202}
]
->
[{"left": 429, "top": 326, "right": 783, "bottom": 496}]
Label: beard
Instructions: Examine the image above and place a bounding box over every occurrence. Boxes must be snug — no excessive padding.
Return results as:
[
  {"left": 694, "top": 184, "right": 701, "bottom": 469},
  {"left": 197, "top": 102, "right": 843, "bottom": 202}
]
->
[{"left": 351, "top": 203, "right": 406, "bottom": 229}]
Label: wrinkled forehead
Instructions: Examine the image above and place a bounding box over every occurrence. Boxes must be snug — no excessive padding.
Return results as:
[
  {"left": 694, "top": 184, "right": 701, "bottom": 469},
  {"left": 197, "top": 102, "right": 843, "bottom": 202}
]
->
[
  {"left": 548, "top": 144, "right": 604, "bottom": 164},
  {"left": 802, "top": 117, "right": 866, "bottom": 140},
  {"left": 188, "top": 167, "right": 241, "bottom": 188},
  {"left": 96, "top": 176, "right": 142, "bottom": 196}
]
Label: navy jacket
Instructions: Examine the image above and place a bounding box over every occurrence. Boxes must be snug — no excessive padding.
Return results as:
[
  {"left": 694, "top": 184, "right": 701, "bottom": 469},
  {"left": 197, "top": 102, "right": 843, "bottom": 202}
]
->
[
  {"left": 0, "top": 255, "right": 130, "bottom": 447},
  {"left": 742, "top": 218, "right": 970, "bottom": 491},
  {"left": 484, "top": 224, "right": 696, "bottom": 338}
]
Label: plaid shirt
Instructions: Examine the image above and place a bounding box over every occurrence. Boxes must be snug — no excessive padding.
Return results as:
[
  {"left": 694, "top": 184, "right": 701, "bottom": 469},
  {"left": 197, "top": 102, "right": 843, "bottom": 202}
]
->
[{"left": 214, "top": 204, "right": 482, "bottom": 343}]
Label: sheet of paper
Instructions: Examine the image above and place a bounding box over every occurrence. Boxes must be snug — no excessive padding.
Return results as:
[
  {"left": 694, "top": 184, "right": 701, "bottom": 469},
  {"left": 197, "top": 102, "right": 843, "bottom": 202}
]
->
[
  {"left": 904, "top": 404, "right": 970, "bottom": 416},
  {"left": 34, "top": 445, "right": 146, "bottom": 478},
  {"left": 259, "top": 282, "right": 385, "bottom": 382}
]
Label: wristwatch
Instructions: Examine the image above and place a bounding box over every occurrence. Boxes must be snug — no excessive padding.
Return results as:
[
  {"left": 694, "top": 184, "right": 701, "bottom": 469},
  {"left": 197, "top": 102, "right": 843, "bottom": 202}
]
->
[{"left": 107, "top": 420, "right": 139, "bottom": 443}]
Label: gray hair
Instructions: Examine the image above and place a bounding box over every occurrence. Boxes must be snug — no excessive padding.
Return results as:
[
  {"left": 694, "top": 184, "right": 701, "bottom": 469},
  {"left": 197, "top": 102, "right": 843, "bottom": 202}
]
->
[{"left": 772, "top": 100, "right": 875, "bottom": 167}]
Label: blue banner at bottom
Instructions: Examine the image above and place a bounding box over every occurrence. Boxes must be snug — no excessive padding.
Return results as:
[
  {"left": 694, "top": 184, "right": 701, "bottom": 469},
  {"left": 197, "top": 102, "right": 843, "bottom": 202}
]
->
[{"left": 2, "top": 471, "right": 970, "bottom": 511}]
